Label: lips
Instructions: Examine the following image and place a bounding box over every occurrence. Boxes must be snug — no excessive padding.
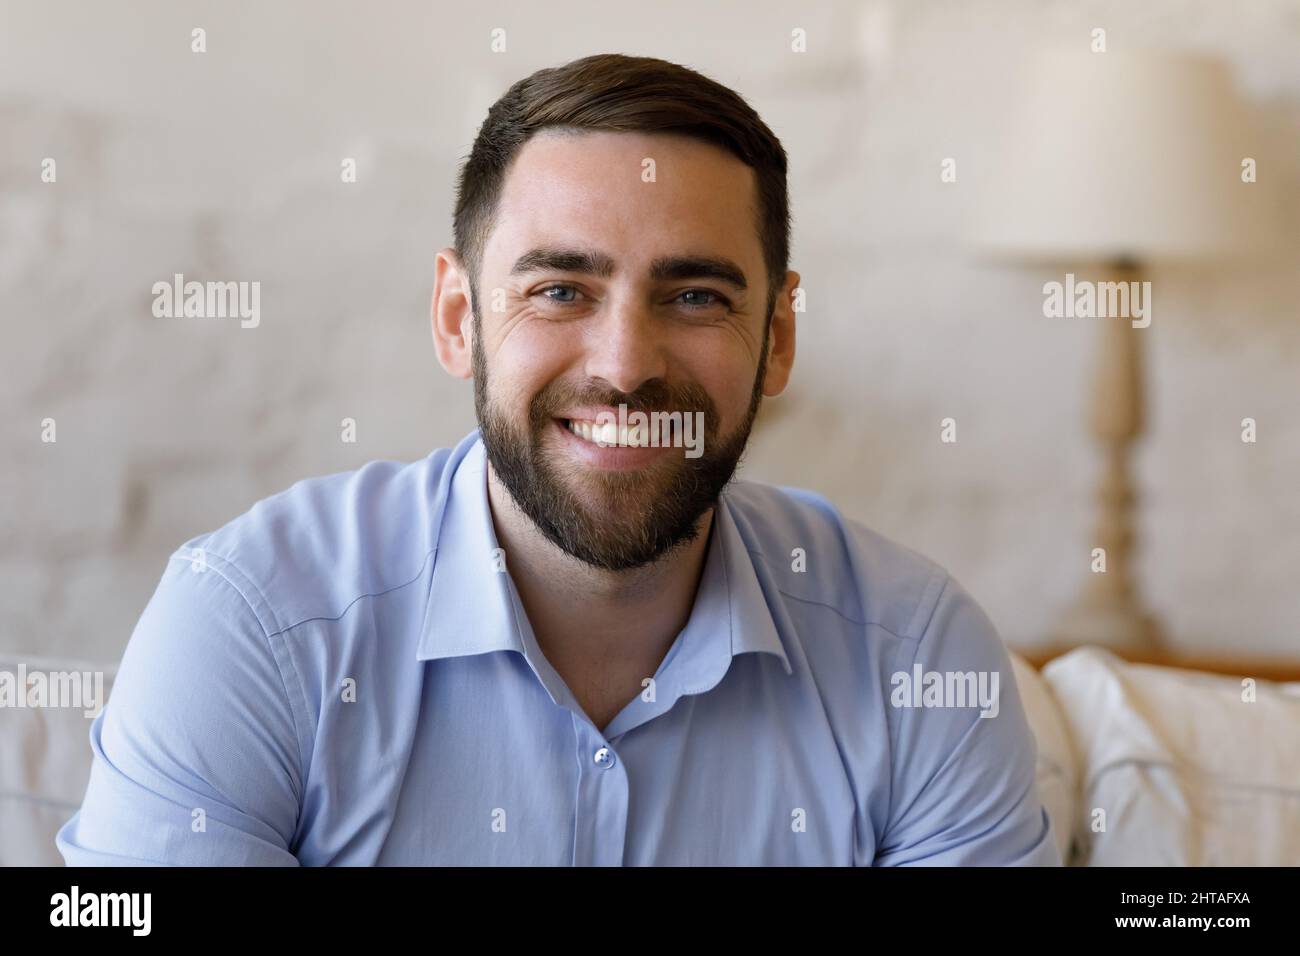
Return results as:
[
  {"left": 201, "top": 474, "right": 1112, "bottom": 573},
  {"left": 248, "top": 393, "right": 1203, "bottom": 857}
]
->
[{"left": 550, "top": 416, "right": 676, "bottom": 472}]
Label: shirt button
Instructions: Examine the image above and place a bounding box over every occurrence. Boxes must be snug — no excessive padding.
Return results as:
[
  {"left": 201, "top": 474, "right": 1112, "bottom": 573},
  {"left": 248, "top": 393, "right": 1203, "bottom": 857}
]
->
[{"left": 593, "top": 746, "right": 615, "bottom": 769}]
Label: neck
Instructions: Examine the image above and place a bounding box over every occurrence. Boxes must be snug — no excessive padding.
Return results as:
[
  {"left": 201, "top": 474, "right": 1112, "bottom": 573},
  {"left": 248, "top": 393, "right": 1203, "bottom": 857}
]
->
[{"left": 485, "top": 463, "right": 714, "bottom": 674}]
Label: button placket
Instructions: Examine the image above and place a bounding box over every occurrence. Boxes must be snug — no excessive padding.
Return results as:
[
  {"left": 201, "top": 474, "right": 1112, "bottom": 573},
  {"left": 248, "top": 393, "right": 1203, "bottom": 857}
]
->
[{"left": 570, "top": 718, "right": 629, "bottom": 866}]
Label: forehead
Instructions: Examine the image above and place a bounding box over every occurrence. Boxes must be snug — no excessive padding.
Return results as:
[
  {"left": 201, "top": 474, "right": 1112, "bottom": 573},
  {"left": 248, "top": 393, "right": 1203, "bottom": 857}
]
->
[{"left": 486, "top": 129, "right": 762, "bottom": 270}]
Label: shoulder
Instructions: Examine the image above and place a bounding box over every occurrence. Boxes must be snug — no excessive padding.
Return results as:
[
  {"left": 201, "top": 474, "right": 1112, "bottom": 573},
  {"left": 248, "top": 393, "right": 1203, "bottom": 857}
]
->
[
  {"left": 721, "top": 477, "right": 954, "bottom": 643},
  {"left": 169, "top": 433, "right": 474, "bottom": 638}
]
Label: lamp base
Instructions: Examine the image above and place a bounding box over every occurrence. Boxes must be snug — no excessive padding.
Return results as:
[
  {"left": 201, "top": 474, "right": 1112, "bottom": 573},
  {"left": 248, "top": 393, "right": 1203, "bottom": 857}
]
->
[{"left": 1049, "top": 595, "right": 1162, "bottom": 656}]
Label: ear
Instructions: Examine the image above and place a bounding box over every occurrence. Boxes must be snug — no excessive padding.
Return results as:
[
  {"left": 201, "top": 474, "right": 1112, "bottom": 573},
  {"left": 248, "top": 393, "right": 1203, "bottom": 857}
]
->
[
  {"left": 761, "top": 269, "right": 799, "bottom": 398},
  {"left": 432, "top": 247, "right": 474, "bottom": 379}
]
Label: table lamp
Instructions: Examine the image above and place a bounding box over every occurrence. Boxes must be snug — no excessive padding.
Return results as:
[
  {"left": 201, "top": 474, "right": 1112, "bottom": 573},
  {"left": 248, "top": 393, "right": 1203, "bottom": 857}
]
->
[{"left": 972, "top": 49, "right": 1272, "bottom": 654}]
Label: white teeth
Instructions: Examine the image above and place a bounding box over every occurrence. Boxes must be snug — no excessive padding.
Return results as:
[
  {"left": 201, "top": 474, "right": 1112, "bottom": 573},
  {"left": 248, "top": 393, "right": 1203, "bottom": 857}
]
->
[{"left": 565, "top": 418, "right": 654, "bottom": 447}]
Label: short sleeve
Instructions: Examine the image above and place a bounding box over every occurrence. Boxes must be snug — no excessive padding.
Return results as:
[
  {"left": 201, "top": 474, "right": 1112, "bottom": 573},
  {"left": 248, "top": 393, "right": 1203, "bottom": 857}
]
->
[
  {"left": 56, "top": 551, "right": 305, "bottom": 865},
  {"left": 874, "top": 574, "right": 1061, "bottom": 866}
]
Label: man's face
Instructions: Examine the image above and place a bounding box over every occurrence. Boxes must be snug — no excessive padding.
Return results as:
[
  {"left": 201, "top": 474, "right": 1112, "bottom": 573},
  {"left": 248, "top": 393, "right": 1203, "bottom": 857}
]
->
[{"left": 469, "top": 129, "right": 778, "bottom": 571}]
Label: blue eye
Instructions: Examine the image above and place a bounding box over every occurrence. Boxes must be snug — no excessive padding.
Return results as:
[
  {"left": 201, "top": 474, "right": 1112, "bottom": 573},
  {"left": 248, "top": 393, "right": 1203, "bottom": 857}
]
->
[
  {"left": 539, "top": 285, "right": 578, "bottom": 303},
  {"left": 679, "top": 290, "right": 727, "bottom": 310}
]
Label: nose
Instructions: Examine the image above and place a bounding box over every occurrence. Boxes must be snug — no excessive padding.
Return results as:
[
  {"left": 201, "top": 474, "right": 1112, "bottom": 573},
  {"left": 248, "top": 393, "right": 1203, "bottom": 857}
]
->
[{"left": 583, "top": 295, "right": 669, "bottom": 396}]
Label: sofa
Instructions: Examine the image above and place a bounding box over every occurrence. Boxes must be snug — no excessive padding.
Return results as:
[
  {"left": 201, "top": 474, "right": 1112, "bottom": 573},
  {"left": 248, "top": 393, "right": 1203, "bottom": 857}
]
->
[
  {"left": 1012, "top": 647, "right": 1300, "bottom": 865},
  {"left": 4, "top": 646, "right": 1298, "bottom": 865}
]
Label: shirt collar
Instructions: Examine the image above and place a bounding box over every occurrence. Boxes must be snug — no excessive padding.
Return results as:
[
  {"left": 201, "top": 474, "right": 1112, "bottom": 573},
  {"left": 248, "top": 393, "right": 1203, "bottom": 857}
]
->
[{"left": 416, "top": 429, "right": 792, "bottom": 678}]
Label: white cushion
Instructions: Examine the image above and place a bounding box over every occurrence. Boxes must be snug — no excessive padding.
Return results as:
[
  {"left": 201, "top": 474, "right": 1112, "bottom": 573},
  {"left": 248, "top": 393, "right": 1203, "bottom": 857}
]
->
[
  {"left": 1008, "top": 650, "right": 1079, "bottom": 863},
  {"left": 1043, "top": 646, "right": 1300, "bottom": 866},
  {"left": 0, "top": 655, "right": 116, "bottom": 866}
]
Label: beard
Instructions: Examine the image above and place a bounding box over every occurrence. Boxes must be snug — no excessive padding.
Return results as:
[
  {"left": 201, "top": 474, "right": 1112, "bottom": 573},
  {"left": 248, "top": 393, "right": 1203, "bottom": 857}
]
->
[{"left": 472, "top": 314, "right": 769, "bottom": 572}]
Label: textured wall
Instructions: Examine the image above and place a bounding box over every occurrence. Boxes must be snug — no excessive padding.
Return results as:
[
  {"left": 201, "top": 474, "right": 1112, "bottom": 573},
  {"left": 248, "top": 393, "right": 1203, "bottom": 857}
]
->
[{"left": 2, "top": 0, "right": 1297, "bottom": 662}]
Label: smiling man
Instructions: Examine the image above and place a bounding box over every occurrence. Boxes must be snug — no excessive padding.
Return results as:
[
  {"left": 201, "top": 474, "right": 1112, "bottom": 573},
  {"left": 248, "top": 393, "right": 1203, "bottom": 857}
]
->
[{"left": 58, "top": 53, "right": 1059, "bottom": 866}]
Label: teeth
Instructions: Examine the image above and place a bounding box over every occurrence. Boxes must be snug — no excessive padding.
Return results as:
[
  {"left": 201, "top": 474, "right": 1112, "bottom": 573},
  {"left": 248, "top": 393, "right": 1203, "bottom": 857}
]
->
[{"left": 565, "top": 418, "right": 657, "bottom": 447}]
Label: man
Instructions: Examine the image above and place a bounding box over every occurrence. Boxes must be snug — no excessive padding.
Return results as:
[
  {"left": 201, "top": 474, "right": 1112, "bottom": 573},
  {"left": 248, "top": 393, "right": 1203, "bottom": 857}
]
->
[{"left": 58, "top": 53, "right": 1059, "bottom": 865}]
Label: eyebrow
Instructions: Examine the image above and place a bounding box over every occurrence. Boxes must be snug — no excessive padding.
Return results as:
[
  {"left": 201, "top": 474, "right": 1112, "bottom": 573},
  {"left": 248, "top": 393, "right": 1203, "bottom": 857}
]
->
[{"left": 509, "top": 248, "right": 748, "bottom": 291}]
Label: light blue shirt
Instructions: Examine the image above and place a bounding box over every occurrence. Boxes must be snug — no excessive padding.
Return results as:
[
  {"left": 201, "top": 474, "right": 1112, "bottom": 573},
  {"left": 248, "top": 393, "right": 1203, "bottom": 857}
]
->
[{"left": 57, "top": 428, "right": 1059, "bottom": 866}]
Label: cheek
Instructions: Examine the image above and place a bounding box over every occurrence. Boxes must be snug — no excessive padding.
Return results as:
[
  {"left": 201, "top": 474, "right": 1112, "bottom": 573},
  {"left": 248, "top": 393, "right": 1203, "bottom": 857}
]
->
[
  {"left": 674, "top": 354, "right": 757, "bottom": 428},
  {"left": 490, "top": 320, "right": 575, "bottom": 404}
]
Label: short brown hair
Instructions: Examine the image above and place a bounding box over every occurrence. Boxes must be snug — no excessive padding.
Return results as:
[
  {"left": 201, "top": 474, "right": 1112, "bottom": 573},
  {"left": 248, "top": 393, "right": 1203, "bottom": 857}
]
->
[{"left": 453, "top": 52, "right": 791, "bottom": 321}]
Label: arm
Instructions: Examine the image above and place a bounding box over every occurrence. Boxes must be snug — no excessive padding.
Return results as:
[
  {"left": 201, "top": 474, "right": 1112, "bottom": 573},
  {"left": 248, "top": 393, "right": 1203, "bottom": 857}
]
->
[
  {"left": 56, "top": 551, "right": 305, "bottom": 865},
  {"left": 874, "top": 574, "right": 1061, "bottom": 866}
]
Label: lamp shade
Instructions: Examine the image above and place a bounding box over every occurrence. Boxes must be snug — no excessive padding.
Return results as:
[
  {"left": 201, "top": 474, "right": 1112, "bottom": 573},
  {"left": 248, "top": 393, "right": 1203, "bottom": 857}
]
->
[{"left": 972, "top": 49, "right": 1273, "bottom": 262}]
